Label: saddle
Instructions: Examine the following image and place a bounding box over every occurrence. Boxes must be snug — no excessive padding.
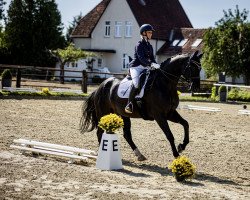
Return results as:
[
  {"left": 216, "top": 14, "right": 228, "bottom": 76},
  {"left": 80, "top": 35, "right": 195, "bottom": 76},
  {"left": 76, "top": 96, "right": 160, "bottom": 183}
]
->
[
  {"left": 117, "top": 69, "right": 150, "bottom": 98},
  {"left": 117, "top": 69, "right": 154, "bottom": 120}
]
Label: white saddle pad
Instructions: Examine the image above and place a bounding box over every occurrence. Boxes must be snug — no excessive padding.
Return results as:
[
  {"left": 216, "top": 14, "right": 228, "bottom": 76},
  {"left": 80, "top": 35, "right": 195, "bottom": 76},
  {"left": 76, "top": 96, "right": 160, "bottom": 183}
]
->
[{"left": 117, "top": 76, "right": 149, "bottom": 99}]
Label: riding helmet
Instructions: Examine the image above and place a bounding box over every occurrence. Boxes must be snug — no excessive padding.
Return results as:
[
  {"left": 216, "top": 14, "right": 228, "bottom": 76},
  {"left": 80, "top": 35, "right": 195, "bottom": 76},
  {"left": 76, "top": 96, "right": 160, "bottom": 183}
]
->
[{"left": 140, "top": 24, "right": 155, "bottom": 34}]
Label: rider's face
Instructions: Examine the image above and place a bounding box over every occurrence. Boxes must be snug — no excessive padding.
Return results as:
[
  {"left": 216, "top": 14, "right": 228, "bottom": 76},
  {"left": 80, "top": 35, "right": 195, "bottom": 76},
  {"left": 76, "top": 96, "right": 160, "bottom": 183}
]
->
[
  {"left": 146, "top": 31, "right": 153, "bottom": 39},
  {"left": 143, "top": 31, "right": 153, "bottom": 40}
]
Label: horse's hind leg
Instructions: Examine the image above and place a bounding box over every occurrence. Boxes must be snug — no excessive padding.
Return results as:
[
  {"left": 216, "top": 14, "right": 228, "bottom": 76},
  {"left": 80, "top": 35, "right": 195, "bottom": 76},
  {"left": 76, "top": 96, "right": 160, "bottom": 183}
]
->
[
  {"left": 122, "top": 117, "right": 146, "bottom": 161},
  {"left": 168, "top": 110, "right": 189, "bottom": 153}
]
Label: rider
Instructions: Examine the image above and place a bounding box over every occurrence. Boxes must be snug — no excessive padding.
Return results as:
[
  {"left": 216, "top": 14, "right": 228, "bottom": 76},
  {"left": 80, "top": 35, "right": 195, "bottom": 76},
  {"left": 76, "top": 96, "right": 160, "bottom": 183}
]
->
[{"left": 125, "top": 24, "right": 160, "bottom": 114}]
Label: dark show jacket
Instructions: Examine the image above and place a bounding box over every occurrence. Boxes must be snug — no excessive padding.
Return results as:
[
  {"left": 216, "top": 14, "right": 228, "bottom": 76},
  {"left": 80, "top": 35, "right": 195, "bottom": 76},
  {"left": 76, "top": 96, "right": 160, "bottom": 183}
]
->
[{"left": 129, "top": 39, "right": 156, "bottom": 67}]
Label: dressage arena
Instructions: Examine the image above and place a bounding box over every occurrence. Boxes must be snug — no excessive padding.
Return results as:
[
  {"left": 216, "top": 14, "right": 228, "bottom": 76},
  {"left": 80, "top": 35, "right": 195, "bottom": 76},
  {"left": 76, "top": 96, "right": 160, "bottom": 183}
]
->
[{"left": 0, "top": 99, "right": 249, "bottom": 199}]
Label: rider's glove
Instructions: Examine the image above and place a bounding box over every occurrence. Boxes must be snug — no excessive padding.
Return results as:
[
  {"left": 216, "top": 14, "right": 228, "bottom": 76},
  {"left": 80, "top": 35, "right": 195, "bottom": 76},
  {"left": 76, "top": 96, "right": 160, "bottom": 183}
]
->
[{"left": 151, "top": 63, "right": 160, "bottom": 69}]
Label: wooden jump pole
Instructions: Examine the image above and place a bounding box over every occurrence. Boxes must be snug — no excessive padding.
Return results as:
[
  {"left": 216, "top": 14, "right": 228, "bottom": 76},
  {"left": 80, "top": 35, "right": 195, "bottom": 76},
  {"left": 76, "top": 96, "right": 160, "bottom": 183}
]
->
[{"left": 10, "top": 138, "right": 97, "bottom": 161}]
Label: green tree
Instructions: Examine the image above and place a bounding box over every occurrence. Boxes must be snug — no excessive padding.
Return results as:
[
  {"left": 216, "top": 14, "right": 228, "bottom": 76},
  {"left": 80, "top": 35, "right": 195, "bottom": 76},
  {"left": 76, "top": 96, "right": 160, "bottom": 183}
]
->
[
  {"left": 52, "top": 43, "right": 94, "bottom": 83},
  {"left": 202, "top": 5, "right": 250, "bottom": 85},
  {"left": 66, "top": 12, "right": 82, "bottom": 43},
  {"left": 5, "top": 0, "right": 65, "bottom": 66},
  {"left": 0, "top": 0, "right": 5, "bottom": 23}
]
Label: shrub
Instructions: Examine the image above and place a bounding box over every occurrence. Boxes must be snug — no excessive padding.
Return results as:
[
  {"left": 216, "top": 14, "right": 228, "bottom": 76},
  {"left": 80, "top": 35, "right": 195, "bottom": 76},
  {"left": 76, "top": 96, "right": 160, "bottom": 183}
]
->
[
  {"left": 1, "top": 69, "right": 12, "bottom": 79},
  {"left": 210, "top": 86, "right": 217, "bottom": 100},
  {"left": 228, "top": 88, "right": 250, "bottom": 102},
  {"left": 227, "top": 88, "right": 239, "bottom": 100},
  {"left": 218, "top": 85, "right": 227, "bottom": 93}
]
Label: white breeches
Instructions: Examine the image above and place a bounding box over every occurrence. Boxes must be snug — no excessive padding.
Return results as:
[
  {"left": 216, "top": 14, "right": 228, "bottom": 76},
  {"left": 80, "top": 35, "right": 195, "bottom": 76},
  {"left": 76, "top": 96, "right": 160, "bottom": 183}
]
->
[{"left": 129, "top": 65, "right": 147, "bottom": 88}]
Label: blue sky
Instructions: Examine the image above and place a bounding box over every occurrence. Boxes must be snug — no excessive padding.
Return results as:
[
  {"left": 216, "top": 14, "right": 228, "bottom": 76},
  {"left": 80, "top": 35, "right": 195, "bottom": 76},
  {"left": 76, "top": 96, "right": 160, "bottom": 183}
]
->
[{"left": 4, "top": 0, "right": 250, "bottom": 31}]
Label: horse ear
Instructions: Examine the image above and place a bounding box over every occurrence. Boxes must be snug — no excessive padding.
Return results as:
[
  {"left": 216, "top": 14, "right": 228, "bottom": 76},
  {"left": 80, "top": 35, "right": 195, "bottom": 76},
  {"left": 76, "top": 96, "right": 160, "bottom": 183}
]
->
[{"left": 190, "top": 51, "right": 198, "bottom": 60}]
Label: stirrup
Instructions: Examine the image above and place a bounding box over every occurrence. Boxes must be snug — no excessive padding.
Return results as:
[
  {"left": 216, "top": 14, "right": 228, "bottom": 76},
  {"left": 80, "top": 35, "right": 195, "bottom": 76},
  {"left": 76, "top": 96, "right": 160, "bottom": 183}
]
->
[{"left": 125, "top": 102, "right": 133, "bottom": 114}]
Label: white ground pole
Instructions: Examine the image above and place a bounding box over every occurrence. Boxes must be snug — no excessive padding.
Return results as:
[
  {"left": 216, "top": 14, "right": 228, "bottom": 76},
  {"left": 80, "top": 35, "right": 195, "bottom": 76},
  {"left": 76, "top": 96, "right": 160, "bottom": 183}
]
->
[
  {"left": 10, "top": 138, "right": 97, "bottom": 162},
  {"left": 238, "top": 109, "right": 250, "bottom": 115},
  {"left": 182, "top": 105, "right": 222, "bottom": 112}
]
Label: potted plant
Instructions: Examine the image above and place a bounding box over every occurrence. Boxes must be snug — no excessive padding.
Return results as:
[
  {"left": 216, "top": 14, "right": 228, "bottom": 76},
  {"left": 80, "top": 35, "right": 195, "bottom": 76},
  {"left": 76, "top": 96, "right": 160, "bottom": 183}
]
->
[
  {"left": 218, "top": 85, "right": 227, "bottom": 102},
  {"left": 1, "top": 69, "right": 12, "bottom": 89},
  {"left": 168, "top": 155, "right": 196, "bottom": 182},
  {"left": 98, "top": 113, "right": 124, "bottom": 134},
  {"left": 96, "top": 113, "right": 124, "bottom": 170}
]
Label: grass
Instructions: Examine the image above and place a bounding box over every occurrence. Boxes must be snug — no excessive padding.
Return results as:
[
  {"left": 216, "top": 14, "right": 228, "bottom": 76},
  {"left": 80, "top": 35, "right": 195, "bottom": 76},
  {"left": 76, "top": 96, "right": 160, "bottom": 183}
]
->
[{"left": 0, "top": 90, "right": 88, "bottom": 98}]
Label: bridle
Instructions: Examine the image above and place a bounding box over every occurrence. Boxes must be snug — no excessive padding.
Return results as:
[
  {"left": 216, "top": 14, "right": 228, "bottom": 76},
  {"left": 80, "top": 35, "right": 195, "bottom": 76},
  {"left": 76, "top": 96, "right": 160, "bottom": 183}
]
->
[{"left": 181, "top": 59, "right": 201, "bottom": 82}]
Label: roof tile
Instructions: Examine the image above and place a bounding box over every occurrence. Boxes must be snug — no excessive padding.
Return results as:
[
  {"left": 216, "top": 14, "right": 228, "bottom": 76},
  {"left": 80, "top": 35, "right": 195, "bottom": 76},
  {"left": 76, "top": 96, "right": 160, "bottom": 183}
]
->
[{"left": 71, "top": 0, "right": 192, "bottom": 40}]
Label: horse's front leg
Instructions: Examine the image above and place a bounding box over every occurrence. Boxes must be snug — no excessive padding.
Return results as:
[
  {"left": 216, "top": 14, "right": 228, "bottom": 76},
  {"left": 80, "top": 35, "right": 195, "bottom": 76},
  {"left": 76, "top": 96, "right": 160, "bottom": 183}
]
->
[
  {"left": 168, "top": 110, "right": 189, "bottom": 153},
  {"left": 122, "top": 116, "right": 147, "bottom": 161},
  {"left": 155, "top": 116, "right": 179, "bottom": 158}
]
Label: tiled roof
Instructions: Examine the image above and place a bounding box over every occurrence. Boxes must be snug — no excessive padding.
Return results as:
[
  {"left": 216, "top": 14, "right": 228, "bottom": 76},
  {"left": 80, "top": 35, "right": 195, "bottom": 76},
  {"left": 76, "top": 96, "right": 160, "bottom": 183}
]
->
[
  {"left": 71, "top": 0, "right": 192, "bottom": 40},
  {"left": 71, "top": 0, "right": 111, "bottom": 37},
  {"left": 126, "top": 0, "right": 192, "bottom": 40},
  {"left": 157, "top": 28, "right": 207, "bottom": 56}
]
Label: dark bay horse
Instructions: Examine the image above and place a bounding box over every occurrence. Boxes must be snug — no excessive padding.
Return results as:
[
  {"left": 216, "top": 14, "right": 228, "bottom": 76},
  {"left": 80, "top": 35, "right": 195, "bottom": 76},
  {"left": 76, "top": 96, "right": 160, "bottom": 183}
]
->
[{"left": 80, "top": 52, "right": 202, "bottom": 160}]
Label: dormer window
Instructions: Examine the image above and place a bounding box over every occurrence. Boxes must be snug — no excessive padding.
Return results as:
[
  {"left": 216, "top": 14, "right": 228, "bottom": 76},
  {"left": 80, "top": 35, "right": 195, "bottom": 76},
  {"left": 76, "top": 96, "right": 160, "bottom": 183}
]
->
[
  {"left": 170, "top": 39, "right": 180, "bottom": 46},
  {"left": 105, "top": 21, "right": 111, "bottom": 37},
  {"left": 191, "top": 39, "right": 202, "bottom": 47},
  {"left": 177, "top": 39, "right": 188, "bottom": 47}
]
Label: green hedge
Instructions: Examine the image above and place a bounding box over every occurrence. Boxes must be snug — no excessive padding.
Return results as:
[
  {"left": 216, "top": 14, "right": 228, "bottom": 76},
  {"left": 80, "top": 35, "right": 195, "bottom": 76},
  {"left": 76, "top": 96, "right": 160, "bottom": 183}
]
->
[{"left": 227, "top": 88, "right": 250, "bottom": 102}]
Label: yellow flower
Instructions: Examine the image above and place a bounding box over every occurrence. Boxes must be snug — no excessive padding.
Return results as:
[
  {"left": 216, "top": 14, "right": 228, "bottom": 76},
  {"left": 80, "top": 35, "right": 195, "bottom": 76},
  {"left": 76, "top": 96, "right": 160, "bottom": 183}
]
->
[
  {"left": 177, "top": 91, "right": 181, "bottom": 96},
  {"left": 42, "top": 88, "right": 50, "bottom": 94},
  {"left": 168, "top": 156, "right": 196, "bottom": 182},
  {"left": 98, "top": 113, "right": 124, "bottom": 133}
]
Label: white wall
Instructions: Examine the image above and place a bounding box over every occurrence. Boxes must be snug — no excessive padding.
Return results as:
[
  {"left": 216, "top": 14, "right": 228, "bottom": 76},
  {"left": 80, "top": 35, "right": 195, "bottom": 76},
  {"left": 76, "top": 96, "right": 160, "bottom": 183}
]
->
[{"left": 71, "top": 0, "right": 166, "bottom": 74}]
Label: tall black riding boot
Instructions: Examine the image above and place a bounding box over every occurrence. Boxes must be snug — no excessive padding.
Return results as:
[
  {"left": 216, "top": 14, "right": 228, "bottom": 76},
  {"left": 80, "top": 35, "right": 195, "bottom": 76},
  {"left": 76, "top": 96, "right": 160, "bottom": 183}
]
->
[{"left": 125, "top": 85, "right": 138, "bottom": 114}]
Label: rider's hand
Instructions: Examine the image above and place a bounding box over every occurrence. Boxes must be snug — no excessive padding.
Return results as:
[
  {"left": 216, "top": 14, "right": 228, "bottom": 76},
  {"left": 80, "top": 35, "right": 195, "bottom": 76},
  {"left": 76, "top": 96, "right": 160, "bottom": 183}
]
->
[{"left": 151, "top": 63, "right": 160, "bottom": 69}]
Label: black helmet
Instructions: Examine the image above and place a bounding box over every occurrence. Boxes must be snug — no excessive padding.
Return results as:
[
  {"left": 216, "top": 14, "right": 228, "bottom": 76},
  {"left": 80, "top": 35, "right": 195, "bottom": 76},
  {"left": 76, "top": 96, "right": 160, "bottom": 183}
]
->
[{"left": 140, "top": 24, "right": 155, "bottom": 34}]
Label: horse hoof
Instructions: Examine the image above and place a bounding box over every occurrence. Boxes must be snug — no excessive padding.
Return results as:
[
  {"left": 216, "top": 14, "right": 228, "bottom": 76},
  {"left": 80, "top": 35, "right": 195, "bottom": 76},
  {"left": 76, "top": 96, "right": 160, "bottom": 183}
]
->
[
  {"left": 177, "top": 144, "right": 183, "bottom": 153},
  {"left": 138, "top": 155, "right": 147, "bottom": 161}
]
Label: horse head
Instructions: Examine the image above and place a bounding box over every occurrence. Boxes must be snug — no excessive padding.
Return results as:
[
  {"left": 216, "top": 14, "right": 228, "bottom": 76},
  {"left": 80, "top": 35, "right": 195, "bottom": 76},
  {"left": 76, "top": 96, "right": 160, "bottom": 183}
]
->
[{"left": 186, "top": 51, "right": 202, "bottom": 92}]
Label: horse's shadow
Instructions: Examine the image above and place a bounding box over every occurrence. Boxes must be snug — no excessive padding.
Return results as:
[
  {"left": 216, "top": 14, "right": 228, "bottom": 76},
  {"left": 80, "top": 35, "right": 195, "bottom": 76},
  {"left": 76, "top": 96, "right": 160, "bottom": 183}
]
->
[{"left": 121, "top": 159, "right": 241, "bottom": 187}]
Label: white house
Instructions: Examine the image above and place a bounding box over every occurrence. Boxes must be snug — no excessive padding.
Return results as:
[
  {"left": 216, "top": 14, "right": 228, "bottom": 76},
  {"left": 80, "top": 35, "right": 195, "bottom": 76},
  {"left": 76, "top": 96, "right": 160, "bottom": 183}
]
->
[
  {"left": 55, "top": 0, "right": 246, "bottom": 84},
  {"left": 65, "top": 0, "right": 192, "bottom": 80}
]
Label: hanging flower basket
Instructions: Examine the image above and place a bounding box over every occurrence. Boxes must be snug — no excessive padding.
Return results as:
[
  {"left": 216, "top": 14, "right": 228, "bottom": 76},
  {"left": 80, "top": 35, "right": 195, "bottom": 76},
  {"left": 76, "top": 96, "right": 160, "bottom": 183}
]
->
[
  {"left": 98, "top": 113, "right": 124, "bottom": 133},
  {"left": 168, "top": 156, "right": 196, "bottom": 182}
]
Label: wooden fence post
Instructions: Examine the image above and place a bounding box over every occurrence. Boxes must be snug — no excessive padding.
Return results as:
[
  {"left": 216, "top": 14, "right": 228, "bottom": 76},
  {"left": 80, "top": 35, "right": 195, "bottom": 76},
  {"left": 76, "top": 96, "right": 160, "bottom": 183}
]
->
[
  {"left": 82, "top": 70, "right": 87, "bottom": 93},
  {"left": 16, "top": 68, "right": 21, "bottom": 88}
]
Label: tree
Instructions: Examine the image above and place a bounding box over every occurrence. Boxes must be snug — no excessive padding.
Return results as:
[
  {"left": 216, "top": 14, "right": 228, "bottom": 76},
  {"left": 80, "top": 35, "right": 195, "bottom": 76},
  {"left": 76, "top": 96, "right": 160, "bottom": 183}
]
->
[
  {"left": 0, "top": 0, "right": 5, "bottom": 23},
  {"left": 202, "top": 5, "right": 250, "bottom": 85},
  {"left": 66, "top": 12, "right": 82, "bottom": 43},
  {"left": 5, "top": 0, "right": 65, "bottom": 66},
  {"left": 51, "top": 43, "right": 94, "bottom": 83}
]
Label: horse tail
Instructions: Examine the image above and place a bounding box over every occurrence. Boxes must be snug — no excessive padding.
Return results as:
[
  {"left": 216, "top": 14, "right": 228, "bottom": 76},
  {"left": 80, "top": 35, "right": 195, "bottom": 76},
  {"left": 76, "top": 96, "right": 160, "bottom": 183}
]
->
[{"left": 80, "top": 91, "right": 98, "bottom": 133}]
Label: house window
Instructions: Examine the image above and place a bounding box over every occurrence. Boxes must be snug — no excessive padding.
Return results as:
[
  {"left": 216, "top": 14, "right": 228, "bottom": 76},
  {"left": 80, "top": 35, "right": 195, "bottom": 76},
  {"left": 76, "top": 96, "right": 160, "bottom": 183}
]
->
[
  {"left": 115, "top": 21, "right": 122, "bottom": 37},
  {"left": 170, "top": 39, "right": 180, "bottom": 46},
  {"left": 97, "top": 58, "right": 102, "bottom": 68},
  {"left": 70, "top": 62, "right": 78, "bottom": 68},
  {"left": 105, "top": 21, "right": 111, "bottom": 37},
  {"left": 177, "top": 39, "right": 188, "bottom": 47},
  {"left": 191, "top": 39, "right": 202, "bottom": 47},
  {"left": 125, "top": 21, "right": 132, "bottom": 37},
  {"left": 122, "top": 54, "right": 129, "bottom": 70}
]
